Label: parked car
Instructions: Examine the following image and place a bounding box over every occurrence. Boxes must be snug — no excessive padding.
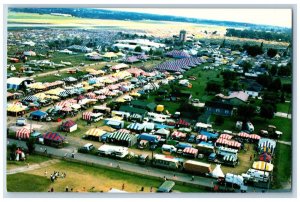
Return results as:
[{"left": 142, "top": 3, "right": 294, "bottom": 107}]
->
[
  {"left": 100, "top": 133, "right": 111, "bottom": 143},
  {"left": 78, "top": 143, "right": 95, "bottom": 153},
  {"left": 16, "top": 117, "right": 26, "bottom": 126},
  {"left": 187, "top": 134, "right": 196, "bottom": 143}
]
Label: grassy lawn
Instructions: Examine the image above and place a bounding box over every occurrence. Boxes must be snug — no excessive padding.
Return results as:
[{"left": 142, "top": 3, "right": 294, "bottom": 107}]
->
[
  {"left": 272, "top": 143, "right": 292, "bottom": 189},
  {"left": 7, "top": 173, "right": 50, "bottom": 192},
  {"left": 7, "top": 154, "right": 51, "bottom": 170},
  {"left": 276, "top": 102, "right": 292, "bottom": 113},
  {"left": 7, "top": 160, "right": 207, "bottom": 192}
]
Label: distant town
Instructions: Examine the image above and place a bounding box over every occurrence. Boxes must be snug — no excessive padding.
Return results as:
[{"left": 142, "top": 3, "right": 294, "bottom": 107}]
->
[{"left": 6, "top": 8, "right": 292, "bottom": 194}]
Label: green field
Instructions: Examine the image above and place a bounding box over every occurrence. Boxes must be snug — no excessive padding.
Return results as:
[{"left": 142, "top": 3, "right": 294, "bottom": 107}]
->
[
  {"left": 7, "top": 160, "right": 207, "bottom": 192},
  {"left": 272, "top": 143, "right": 292, "bottom": 189},
  {"left": 7, "top": 154, "right": 51, "bottom": 170},
  {"left": 276, "top": 102, "right": 292, "bottom": 114}
]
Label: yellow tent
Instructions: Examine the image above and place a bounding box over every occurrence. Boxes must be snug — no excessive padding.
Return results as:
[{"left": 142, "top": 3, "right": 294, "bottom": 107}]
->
[
  {"left": 45, "top": 88, "right": 65, "bottom": 95},
  {"left": 156, "top": 105, "right": 164, "bottom": 112},
  {"left": 252, "top": 161, "right": 274, "bottom": 172},
  {"left": 85, "top": 128, "right": 106, "bottom": 137},
  {"left": 116, "top": 98, "right": 126, "bottom": 103},
  {"left": 130, "top": 92, "right": 141, "bottom": 97},
  {"left": 7, "top": 104, "right": 26, "bottom": 112},
  {"left": 28, "top": 82, "right": 46, "bottom": 90},
  {"left": 102, "top": 52, "right": 118, "bottom": 58}
]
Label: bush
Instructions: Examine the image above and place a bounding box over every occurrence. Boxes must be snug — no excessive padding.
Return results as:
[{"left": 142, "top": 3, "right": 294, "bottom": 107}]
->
[{"left": 215, "top": 116, "right": 224, "bottom": 125}]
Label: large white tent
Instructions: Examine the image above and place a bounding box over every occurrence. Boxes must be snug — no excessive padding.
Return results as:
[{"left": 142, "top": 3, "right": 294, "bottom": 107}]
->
[{"left": 211, "top": 164, "right": 225, "bottom": 178}]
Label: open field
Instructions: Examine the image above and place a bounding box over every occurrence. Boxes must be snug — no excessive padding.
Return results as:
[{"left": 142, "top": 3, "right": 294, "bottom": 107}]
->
[
  {"left": 7, "top": 160, "right": 207, "bottom": 193},
  {"left": 6, "top": 154, "right": 51, "bottom": 170}
]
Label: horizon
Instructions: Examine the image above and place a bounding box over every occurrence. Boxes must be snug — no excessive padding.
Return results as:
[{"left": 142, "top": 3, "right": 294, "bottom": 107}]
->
[{"left": 99, "top": 8, "right": 292, "bottom": 28}]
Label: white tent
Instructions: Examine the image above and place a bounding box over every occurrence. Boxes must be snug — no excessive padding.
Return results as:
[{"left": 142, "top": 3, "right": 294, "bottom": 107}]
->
[{"left": 211, "top": 164, "right": 225, "bottom": 178}]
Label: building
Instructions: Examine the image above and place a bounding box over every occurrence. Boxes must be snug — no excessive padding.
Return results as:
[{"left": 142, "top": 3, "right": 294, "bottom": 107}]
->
[
  {"left": 205, "top": 101, "right": 234, "bottom": 116},
  {"left": 216, "top": 91, "right": 249, "bottom": 106},
  {"left": 179, "top": 30, "right": 187, "bottom": 42},
  {"left": 112, "top": 39, "right": 165, "bottom": 52}
]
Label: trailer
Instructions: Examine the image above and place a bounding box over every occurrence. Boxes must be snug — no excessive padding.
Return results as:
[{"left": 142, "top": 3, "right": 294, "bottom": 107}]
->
[
  {"left": 97, "top": 144, "right": 129, "bottom": 158},
  {"left": 152, "top": 154, "right": 182, "bottom": 170},
  {"left": 183, "top": 160, "right": 212, "bottom": 176}
]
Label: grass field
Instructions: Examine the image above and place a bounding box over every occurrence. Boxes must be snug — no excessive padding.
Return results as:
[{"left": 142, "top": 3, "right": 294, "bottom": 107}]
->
[
  {"left": 6, "top": 154, "right": 51, "bottom": 170},
  {"left": 276, "top": 102, "right": 292, "bottom": 114},
  {"left": 7, "top": 160, "right": 207, "bottom": 193},
  {"left": 272, "top": 143, "right": 292, "bottom": 189}
]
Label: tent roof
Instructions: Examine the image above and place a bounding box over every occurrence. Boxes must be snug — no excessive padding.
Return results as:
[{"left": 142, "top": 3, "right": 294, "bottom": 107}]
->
[
  {"left": 211, "top": 164, "right": 225, "bottom": 178},
  {"left": 43, "top": 132, "right": 64, "bottom": 142}
]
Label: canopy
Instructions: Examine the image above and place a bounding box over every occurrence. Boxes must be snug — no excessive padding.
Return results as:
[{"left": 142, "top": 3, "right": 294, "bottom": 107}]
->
[
  {"left": 196, "top": 134, "right": 208, "bottom": 142},
  {"left": 183, "top": 147, "right": 198, "bottom": 155},
  {"left": 171, "top": 131, "right": 187, "bottom": 139},
  {"left": 108, "top": 129, "right": 137, "bottom": 146},
  {"left": 30, "top": 110, "right": 47, "bottom": 118},
  {"left": 102, "top": 52, "right": 118, "bottom": 58},
  {"left": 258, "top": 138, "right": 276, "bottom": 153},
  {"left": 176, "top": 119, "right": 190, "bottom": 127},
  {"left": 156, "top": 128, "right": 170, "bottom": 136},
  {"left": 259, "top": 152, "right": 272, "bottom": 162},
  {"left": 237, "top": 132, "right": 250, "bottom": 138},
  {"left": 16, "top": 128, "right": 32, "bottom": 139},
  {"left": 7, "top": 103, "right": 27, "bottom": 112},
  {"left": 211, "top": 164, "right": 225, "bottom": 178},
  {"left": 216, "top": 138, "right": 241, "bottom": 149},
  {"left": 219, "top": 134, "right": 233, "bottom": 140},
  {"left": 223, "top": 154, "right": 238, "bottom": 162},
  {"left": 249, "top": 134, "right": 261, "bottom": 140},
  {"left": 43, "top": 132, "right": 64, "bottom": 142},
  {"left": 127, "top": 122, "right": 145, "bottom": 131},
  {"left": 85, "top": 128, "right": 106, "bottom": 137},
  {"left": 28, "top": 82, "right": 46, "bottom": 90},
  {"left": 252, "top": 161, "right": 274, "bottom": 172},
  {"left": 62, "top": 120, "right": 76, "bottom": 128}
]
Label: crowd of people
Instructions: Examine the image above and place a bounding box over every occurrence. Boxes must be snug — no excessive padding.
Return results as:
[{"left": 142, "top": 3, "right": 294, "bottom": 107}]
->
[{"left": 49, "top": 170, "right": 67, "bottom": 182}]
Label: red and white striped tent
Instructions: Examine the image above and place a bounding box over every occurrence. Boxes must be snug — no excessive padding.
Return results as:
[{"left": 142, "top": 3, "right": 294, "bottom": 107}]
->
[
  {"left": 16, "top": 128, "right": 32, "bottom": 139},
  {"left": 183, "top": 147, "right": 198, "bottom": 157},
  {"left": 196, "top": 134, "right": 208, "bottom": 142},
  {"left": 107, "top": 84, "right": 120, "bottom": 90},
  {"left": 61, "top": 107, "right": 73, "bottom": 112},
  {"left": 85, "top": 92, "right": 96, "bottom": 99},
  {"left": 237, "top": 132, "right": 250, "bottom": 138},
  {"left": 56, "top": 99, "right": 77, "bottom": 108},
  {"left": 219, "top": 134, "right": 233, "bottom": 140},
  {"left": 249, "top": 134, "right": 261, "bottom": 140},
  {"left": 171, "top": 131, "right": 187, "bottom": 139},
  {"left": 82, "top": 112, "right": 93, "bottom": 121},
  {"left": 95, "top": 95, "right": 107, "bottom": 100},
  {"left": 216, "top": 138, "right": 241, "bottom": 149}
]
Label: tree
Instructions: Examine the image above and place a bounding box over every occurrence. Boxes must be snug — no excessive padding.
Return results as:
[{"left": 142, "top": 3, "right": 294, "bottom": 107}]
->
[
  {"left": 240, "top": 61, "right": 252, "bottom": 73},
  {"left": 282, "top": 83, "right": 292, "bottom": 94},
  {"left": 134, "top": 46, "right": 142, "bottom": 52},
  {"left": 267, "top": 48, "right": 278, "bottom": 58},
  {"left": 256, "top": 74, "right": 272, "bottom": 88},
  {"left": 237, "top": 104, "right": 256, "bottom": 121},
  {"left": 270, "top": 65, "right": 277, "bottom": 76},
  {"left": 26, "top": 138, "right": 36, "bottom": 154},
  {"left": 205, "top": 81, "right": 221, "bottom": 94},
  {"left": 269, "top": 78, "right": 282, "bottom": 92},
  {"left": 260, "top": 104, "right": 274, "bottom": 120},
  {"left": 149, "top": 48, "right": 153, "bottom": 55},
  {"left": 8, "top": 143, "right": 17, "bottom": 160},
  {"left": 215, "top": 116, "right": 224, "bottom": 125}
]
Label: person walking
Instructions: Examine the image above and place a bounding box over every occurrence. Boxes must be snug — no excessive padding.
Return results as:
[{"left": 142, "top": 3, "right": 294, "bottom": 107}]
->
[{"left": 191, "top": 176, "right": 195, "bottom": 181}]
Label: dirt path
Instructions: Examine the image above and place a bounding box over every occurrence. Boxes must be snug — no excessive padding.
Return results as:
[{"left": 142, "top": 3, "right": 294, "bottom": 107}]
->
[
  {"left": 277, "top": 140, "right": 292, "bottom": 146},
  {"left": 6, "top": 159, "right": 60, "bottom": 175}
]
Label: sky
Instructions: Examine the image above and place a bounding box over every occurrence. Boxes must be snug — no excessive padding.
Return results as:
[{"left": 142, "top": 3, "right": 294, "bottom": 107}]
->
[{"left": 101, "top": 8, "right": 292, "bottom": 28}]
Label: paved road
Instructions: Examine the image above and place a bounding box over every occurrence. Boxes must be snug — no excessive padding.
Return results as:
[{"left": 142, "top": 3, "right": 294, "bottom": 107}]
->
[{"left": 7, "top": 139, "right": 292, "bottom": 193}]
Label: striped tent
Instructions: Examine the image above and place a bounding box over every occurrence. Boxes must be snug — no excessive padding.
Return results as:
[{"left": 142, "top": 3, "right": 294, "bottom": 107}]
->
[
  {"left": 252, "top": 161, "right": 274, "bottom": 172},
  {"left": 219, "top": 134, "right": 233, "bottom": 140},
  {"left": 85, "top": 128, "right": 106, "bottom": 137},
  {"left": 165, "top": 50, "right": 190, "bottom": 58},
  {"left": 259, "top": 152, "right": 272, "bottom": 162},
  {"left": 127, "top": 122, "right": 145, "bottom": 131},
  {"left": 249, "top": 134, "right": 261, "bottom": 140},
  {"left": 216, "top": 138, "right": 241, "bottom": 149},
  {"left": 237, "top": 132, "right": 250, "bottom": 138},
  {"left": 183, "top": 147, "right": 198, "bottom": 157},
  {"left": 196, "top": 134, "right": 208, "bottom": 142},
  {"left": 171, "top": 131, "right": 187, "bottom": 139},
  {"left": 43, "top": 132, "right": 65, "bottom": 142},
  {"left": 258, "top": 138, "right": 276, "bottom": 154},
  {"left": 223, "top": 154, "right": 238, "bottom": 162},
  {"left": 16, "top": 128, "right": 32, "bottom": 139},
  {"left": 108, "top": 129, "right": 137, "bottom": 147},
  {"left": 58, "top": 91, "right": 69, "bottom": 98},
  {"left": 28, "top": 82, "right": 46, "bottom": 90},
  {"left": 82, "top": 112, "right": 93, "bottom": 121},
  {"left": 95, "top": 95, "right": 107, "bottom": 100},
  {"left": 85, "top": 92, "right": 96, "bottom": 99},
  {"left": 61, "top": 107, "right": 73, "bottom": 112},
  {"left": 176, "top": 119, "right": 190, "bottom": 127},
  {"left": 123, "top": 56, "right": 139, "bottom": 63}
]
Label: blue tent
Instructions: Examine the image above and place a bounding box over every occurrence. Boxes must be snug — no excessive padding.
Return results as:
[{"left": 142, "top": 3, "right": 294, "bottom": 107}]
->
[
  {"left": 199, "top": 130, "right": 219, "bottom": 140},
  {"left": 30, "top": 110, "right": 48, "bottom": 120}
]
